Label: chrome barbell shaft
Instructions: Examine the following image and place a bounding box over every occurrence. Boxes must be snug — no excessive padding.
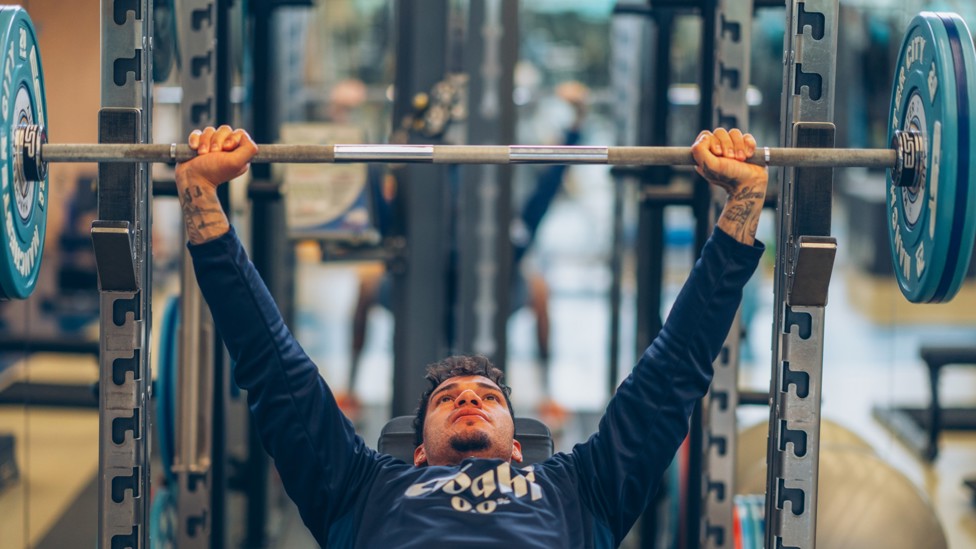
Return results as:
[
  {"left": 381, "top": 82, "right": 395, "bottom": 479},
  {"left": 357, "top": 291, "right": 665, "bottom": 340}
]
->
[{"left": 39, "top": 143, "right": 898, "bottom": 168}]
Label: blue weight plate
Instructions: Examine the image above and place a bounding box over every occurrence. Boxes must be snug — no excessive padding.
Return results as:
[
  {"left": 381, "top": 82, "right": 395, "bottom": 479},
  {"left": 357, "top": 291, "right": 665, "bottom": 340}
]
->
[
  {"left": 150, "top": 486, "right": 177, "bottom": 549},
  {"left": 734, "top": 496, "right": 752, "bottom": 549},
  {"left": 663, "top": 438, "right": 685, "bottom": 548},
  {"left": 156, "top": 295, "right": 180, "bottom": 484},
  {"left": 887, "top": 12, "right": 976, "bottom": 303},
  {"left": 934, "top": 13, "right": 976, "bottom": 302},
  {"left": 742, "top": 494, "right": 764, "bottom": 549},
  {"left": 0, "top": 7, "right": 46, "bottom": 299},
  {"left": 666, "top": 457, "right": 680, "bottom": 548},
  {"left": 749, "top": 495, "right": 762, "bottom": 549},
  {"left": 751, "top": 495, "right": 765, "bottom": 548},
  {"left": 731, "top": 498, "right": 743, "bottom": 549}
]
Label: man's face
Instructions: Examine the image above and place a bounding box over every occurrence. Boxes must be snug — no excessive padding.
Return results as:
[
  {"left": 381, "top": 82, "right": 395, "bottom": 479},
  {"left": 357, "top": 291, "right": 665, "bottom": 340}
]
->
[{"left": 414, "top": 375, "right": 522, "bottom": 466}]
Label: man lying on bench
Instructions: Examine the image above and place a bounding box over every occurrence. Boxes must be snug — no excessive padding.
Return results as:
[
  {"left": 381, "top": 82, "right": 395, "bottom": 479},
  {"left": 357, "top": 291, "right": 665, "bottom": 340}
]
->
[{"left": 175, "top": 125, "right": 767, "bottom": 546}]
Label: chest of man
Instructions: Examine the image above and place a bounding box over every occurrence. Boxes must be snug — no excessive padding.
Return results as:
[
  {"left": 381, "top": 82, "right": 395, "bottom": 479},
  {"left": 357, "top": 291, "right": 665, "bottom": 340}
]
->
[{"left": 346, "top": 459, "right": 601, "bottom": 548}]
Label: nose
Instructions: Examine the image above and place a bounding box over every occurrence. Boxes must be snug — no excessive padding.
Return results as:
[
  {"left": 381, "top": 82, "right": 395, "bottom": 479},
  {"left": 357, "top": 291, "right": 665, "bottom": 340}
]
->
[{"left": 454, "top": 389, "right": 482, "bottom": 408}]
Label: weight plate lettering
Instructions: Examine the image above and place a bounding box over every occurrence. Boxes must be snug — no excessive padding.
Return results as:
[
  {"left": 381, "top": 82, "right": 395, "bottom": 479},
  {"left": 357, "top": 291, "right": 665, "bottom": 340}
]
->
[
  {"left": 0, "top": 7, "right": 46, "bottom": 300},
  {"left": 887, "top": 12, "right": 976, "bottom": 303}
]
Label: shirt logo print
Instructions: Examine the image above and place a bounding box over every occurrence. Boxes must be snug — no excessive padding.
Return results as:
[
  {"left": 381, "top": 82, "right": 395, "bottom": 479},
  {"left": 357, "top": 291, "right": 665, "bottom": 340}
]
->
[{"left": 405, "top": 463, "right": 544, "bottom": 514}]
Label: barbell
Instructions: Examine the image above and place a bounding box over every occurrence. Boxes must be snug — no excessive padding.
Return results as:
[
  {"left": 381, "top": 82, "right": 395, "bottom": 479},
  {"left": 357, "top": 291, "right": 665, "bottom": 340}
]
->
[
  {"left": 26, "top": 135, "right": 904, "bottom": 168},
  {"left": 0, "top": 7, "right": 973, "bottom": 306}
]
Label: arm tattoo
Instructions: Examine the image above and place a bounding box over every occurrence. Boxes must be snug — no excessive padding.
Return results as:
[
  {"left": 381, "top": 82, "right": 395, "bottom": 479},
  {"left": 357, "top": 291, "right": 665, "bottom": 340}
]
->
[
  {"left": 731, "top": 188, "right": 765, "bottom": 202},
  {"left": 179, "top": 185, "right": 230, "bottom": 244},
  {"left": 720, "top": 202, "right": 755, "bottom": 240},
  {"left": 718, "top": 185, "right": 765, "bottom": 245}
]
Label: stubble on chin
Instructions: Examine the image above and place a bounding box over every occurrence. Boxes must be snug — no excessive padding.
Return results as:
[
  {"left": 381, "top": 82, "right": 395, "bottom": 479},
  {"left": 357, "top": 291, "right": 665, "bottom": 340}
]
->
[{"left": 449, "top": 431, "right": 491, "bottom": 453}]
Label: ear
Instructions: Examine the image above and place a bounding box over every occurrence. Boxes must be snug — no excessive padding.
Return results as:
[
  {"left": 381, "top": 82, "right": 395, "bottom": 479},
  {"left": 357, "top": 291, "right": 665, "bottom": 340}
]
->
[
  {"left": 413, "top": 445, "right": 428, "bottom": 466},
  {"left": 511, "top": 439, "right": 523, "bottom": 463}
]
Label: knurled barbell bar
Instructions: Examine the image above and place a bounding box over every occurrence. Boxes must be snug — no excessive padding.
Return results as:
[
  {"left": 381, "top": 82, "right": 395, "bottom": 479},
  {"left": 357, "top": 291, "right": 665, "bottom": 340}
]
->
[
  {"left": 0, "top": 7, "right": 972, "bottom": 306},
  {"left": 23, "top": 127, "right": 905, "bottom": 169}
]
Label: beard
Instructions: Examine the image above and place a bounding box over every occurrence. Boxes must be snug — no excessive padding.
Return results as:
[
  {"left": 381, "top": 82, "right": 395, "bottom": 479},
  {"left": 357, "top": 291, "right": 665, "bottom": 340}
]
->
[{"left": 449, "top": 431, "right": 491, "bottom": 453}]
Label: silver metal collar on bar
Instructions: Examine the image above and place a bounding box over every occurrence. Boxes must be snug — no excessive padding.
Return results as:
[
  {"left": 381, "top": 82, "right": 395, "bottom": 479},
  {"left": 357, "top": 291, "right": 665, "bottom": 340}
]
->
[
  {"left": 335, "top": 144, "right": 434, "bottom": 162},
  {"left": 509, "top": 145, "right": 609, "bottom": 163}
]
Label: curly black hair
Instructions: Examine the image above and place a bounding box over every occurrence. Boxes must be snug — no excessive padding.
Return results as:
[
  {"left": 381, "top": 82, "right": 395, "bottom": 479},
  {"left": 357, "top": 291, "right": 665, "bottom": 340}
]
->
[{"left": 413, "top": 355, "right": 515, "bottom": 447}]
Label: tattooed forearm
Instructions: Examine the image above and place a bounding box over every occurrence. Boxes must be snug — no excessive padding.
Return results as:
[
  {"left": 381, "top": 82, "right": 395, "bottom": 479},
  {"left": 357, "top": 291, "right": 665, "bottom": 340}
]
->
[
  {"left": 178, "top": 184, "right": 230, "bottom": 244},
  {"left": 717, "top": 184, "right": 765, "bottom": 245},
  {"left": 718, "top": 203, "right": 756, "bottom": 242},
  {"left": 731, "top": 188, "right": 765, "bottom": 202}
]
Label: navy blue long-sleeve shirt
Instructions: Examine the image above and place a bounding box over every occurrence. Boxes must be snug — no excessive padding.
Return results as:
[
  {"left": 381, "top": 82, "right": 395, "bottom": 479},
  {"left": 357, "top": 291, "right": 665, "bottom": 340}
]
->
[{"left": 189, "top": 226, "right": 763, "bottom": 548}]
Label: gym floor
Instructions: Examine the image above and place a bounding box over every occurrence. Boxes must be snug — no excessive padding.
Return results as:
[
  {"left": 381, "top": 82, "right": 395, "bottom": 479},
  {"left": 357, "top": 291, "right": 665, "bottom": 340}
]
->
[{"left": 0, "top": 355, "right": 99, "bottom": 548}]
